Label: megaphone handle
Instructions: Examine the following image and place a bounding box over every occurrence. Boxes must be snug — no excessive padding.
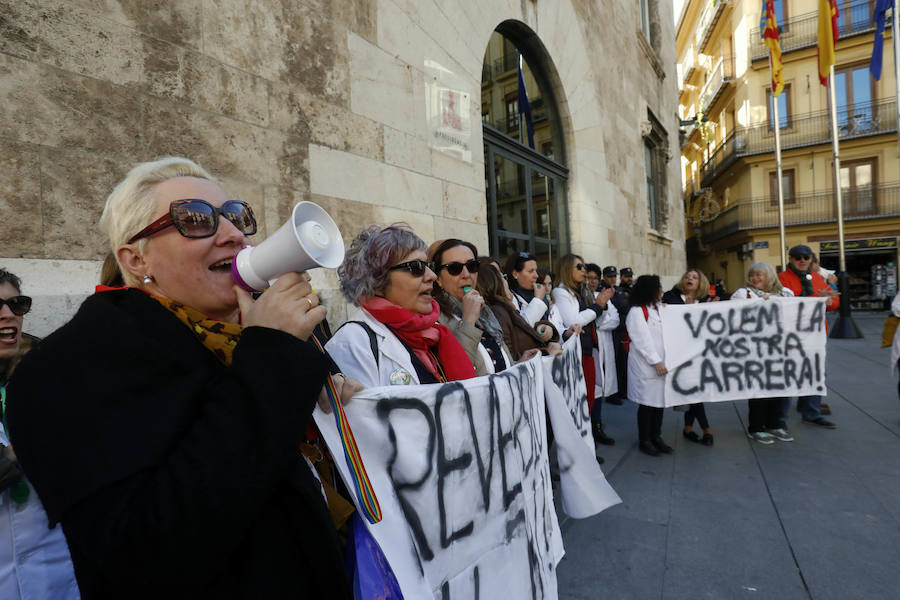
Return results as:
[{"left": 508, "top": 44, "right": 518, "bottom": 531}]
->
[{"left": 309, "top": 335, "right": 383, "bottom": 524}]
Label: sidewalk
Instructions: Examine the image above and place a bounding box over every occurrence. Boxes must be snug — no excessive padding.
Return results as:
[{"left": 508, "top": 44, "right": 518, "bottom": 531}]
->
[{"left": 557, "top": 311, "right": 900, "bottom": 600}]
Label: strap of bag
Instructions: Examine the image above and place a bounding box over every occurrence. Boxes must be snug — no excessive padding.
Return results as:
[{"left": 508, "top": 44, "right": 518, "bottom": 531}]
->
[{"left": 336, "top": 320, "right": 379, "bottom": 366}]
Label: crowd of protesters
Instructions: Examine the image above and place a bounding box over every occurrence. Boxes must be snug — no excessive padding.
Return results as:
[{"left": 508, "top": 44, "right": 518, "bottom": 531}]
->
[{"left": 0, "top": 156, "right": 860, "bottom": 598}]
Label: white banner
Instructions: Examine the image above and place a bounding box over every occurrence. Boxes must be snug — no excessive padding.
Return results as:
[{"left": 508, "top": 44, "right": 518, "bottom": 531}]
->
[
  {"left": 316, "top": 357, "right": 563, "bottom": 600},
  {"left": 661, "top": 297, "right": 829, "bottom": 406},
  {"left": 541, "top": 336, "right": 621, "bottom": 518}
]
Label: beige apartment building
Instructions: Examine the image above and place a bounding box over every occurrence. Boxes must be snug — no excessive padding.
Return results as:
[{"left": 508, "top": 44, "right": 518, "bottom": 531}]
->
[
  {"left": 1, "top": 0, "right": 685, "bottom": 336},
  {"left": 677, "top": 0, "right": 900, "bottom": 308}
]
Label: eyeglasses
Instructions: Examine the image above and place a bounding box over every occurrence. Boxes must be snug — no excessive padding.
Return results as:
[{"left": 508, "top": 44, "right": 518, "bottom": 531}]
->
[
  {"left": 127, "top": 199, "right": 257, "bottom": 244},
  {"left": 0, "top": 295, "right": 32, "bottom": 316},
  {"left": 435, "top": 259, "right": 480, "bottom": 276},
  {"left": 388, "top": 259, "right": 431, "bottom": 278},
  {"left": 575, "top": 263, "right": 586, "bottom": 271}
]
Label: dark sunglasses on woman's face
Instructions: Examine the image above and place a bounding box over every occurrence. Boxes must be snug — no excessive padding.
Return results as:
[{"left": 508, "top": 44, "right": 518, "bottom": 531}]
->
[
  {"left": 127, "top": 199, "right": 257, "bottom": 244},
  {"left": 575, "top": 263, "right": 586, "bottom": 271},
  {"left": 388, "top": 259, "right": 430, "bottom": 278},
  {"left": 436, "top": 259, "right": 480, "bottom": 276},
  {"left": 0, "top": 295, "right": 32, "bottom": 316}
]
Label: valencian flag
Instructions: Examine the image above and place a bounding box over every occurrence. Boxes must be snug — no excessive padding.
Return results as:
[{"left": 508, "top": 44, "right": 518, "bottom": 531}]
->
[
  {"left": 517, "top": 56, "right": 535, "bottom": 149},
  {"left": 870, "top": 0, "right": 893, "bottom": 80},
  {"left": 761, "top": 0, "right": 784, "bottom": 96},
  {"left": 817, "top": 0, "right": 840, "bottom": 86}
]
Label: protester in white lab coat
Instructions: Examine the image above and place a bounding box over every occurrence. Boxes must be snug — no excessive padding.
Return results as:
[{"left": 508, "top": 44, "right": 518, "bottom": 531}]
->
[
  {"left": 625, "top": 275, "right": 671, "bottom": 457},
  {"left": 505, "top": 252, "right": 551, "bottom": 327},
  {"left": 0, "top": 268, "right": 80, "bottom": 600},
  {"left": 327, "top": 225, "right": 477, "bottom": 388},
  {"left": 553, "top": 254, "right": 615, "bottom": 449}
]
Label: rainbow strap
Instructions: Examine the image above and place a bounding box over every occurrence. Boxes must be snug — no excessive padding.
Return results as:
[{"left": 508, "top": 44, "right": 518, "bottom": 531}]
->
[{"left": 311, "top": 337, "right": 382, "bottom": 524}]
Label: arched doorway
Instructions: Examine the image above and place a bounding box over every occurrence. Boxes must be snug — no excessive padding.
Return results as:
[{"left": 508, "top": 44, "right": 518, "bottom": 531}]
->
[{"left": 481, "top": 23, "right": 569, "bottom": 268}]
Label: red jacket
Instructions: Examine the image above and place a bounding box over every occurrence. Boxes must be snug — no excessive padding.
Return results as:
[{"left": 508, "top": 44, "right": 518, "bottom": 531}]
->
[{"left": 778, "top": 269, "right": 840, "bottom": 311}]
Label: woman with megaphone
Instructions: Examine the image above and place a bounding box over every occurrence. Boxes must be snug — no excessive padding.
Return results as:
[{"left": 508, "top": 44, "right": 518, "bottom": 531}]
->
[
  {"left": 327, "top": 224, "right": 477, "bottom": 387},
  {"left": 6, "top": 157, "right": 353, "bottom": 599}
]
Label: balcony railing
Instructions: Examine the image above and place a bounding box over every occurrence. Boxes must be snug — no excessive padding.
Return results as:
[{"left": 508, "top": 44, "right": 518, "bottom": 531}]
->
[
  {"left": 679, "top": 46, "right": 700, "bottom": 89},
  {"left": 696, "top": 0, "right": 732, "bottom": 54},
  {"left": 700, "top": 182, "right": 900, "bottom": 242},
  {"left": 750, "top": 0, "right": 881, "bottom": 61},
  {"left": 700, "top": 97, "right": 897, "bottom": 186},
  {"left": 492, "top": 52, "right": 519, "bottom": 76},
  {"left": 698, "top": 55, "right": 735, "bottom": 113}
]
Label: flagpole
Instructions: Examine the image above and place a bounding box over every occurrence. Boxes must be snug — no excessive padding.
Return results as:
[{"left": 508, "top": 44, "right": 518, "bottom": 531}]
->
[
  {"left": 828, "top": 63, "right": 862, "bottom": 338},
  {"left": 769, "top": 56, "right": 788, "bottom": 269},
  {"left": 893, "top": 1, "right": 900, "bottom": 166}
]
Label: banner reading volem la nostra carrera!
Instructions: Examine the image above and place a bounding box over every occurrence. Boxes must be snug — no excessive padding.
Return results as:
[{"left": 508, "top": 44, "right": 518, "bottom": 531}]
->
[{"left": 661, "top": 297, "right": 829, "bottom": 406}]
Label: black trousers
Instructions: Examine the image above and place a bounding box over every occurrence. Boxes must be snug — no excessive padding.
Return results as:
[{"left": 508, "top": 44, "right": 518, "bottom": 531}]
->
[
  {"left": 613, "top": 330, "right": 628, "bottom": 398},
  {"left": 637, "top": 405, "right": 664, "bottom": 442},
  {"left": 683, "top": 402, "right": 709, "bottom": 430},
  {"left": 748, "top": 397, "right": 784, "bottom": 433}
]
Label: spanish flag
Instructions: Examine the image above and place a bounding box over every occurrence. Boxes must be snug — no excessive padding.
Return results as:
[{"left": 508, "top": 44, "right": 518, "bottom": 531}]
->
[
  {"left": 761, "top": 0, "right": 784, "bottom": 97},
  {"left": 817, "top": 0, "right": 840, "bottom": 86}
]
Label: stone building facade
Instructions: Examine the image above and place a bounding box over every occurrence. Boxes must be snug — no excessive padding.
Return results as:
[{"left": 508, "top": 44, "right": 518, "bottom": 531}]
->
[{"left": 0, "top": 0, "right": 684, "bottom": 336}]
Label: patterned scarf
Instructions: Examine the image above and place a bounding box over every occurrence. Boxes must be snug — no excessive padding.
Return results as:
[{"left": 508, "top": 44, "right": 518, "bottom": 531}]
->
[
  {"left": 788, "top": 264, "right": 815, "bottom": 297},
  {"left": 443, "top": 293, "right": 506, "bottom": 349},
  {"left": 151, "top": 296, "right": 242, "bottom": 365}
]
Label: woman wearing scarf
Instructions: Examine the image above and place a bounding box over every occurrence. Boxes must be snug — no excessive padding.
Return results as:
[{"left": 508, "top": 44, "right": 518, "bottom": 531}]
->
[
  {"left": 428, "top": 239, "right": 514, "bottom": 375},
  {"left": 731, "top": 263, "right": 795, "bottom": 444},
  {"left": 505, "top": 252, "right": 550, "bottom": 326},
  {"left": 7, "top": 158, "right": 353, "bottom": 599},
  {"left": 326, "top": 225, "right": 477, "bottom": 387}
]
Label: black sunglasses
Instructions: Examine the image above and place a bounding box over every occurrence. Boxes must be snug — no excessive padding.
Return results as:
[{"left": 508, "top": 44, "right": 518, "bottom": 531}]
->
[
  {"left": 127, "top": 199, "right": 257, "bottom": 244},
  {"left": 388, "top": 259, "right": 431, "bottom": 278},
  {"left": 436, "top": 259, "right": 480, "bottom": 276},
  {"left": 791, "top": 254, "right": 811, "bottom": 260},
  {"left": 0, "top": 295, "right": 32, "bottom": 316},
  {"left": 575, "top": 263, "right": 586, "bottom": 271}
]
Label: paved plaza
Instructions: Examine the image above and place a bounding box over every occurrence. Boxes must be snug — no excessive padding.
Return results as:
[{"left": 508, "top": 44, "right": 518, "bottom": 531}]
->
[{"left": 557, "top": 311, "right": 900, "bottom": 599}]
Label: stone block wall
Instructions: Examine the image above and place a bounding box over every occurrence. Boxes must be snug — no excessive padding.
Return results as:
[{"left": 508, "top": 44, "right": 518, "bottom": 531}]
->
[{"left": 1, "top": 0, "right": 684, "bottom": 336}]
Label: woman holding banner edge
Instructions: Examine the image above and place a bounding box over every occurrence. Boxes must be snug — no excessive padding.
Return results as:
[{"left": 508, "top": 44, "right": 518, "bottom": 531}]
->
[
  {"left": 731, "top": 262, "right": 795, "bottom": 444},
  {"left": 626, "top": 275, "right": 671, "bottom": 457}
]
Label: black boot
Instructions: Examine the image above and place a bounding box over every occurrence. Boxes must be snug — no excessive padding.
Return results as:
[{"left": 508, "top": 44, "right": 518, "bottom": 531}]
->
[
  {"left": 593, "top": 422, "right": 615, "bottom": 446},
  {"left": 639, "top": 440, "right": 660, "bottom": 456}
]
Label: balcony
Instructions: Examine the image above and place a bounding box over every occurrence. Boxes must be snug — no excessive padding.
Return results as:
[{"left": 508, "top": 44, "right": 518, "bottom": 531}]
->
[
  {"left": 492, "top": 52, "right": 519, "bottom": 76},
  {"left": 700, "top": 97, "right": 897, "bottom": 186},
  {"left": 698, "top": 55, "right": 735, "bottom": 113},
  {"left": 700, "top": 182, "right": 900, "bottom": 243},
  {"left": 750, "top": 0, "right": 882, "bottom": 61},
  {"left": 696, "top": 0, "right": 733, "bottom": 54},
  {"left": 679, "top": 46, "right": 700, "bottom": 90}
]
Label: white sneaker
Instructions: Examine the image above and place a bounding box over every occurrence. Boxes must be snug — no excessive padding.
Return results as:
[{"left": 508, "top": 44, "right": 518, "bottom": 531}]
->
[
  {"left": 747, "top": 431, "right": 775, "bottom": 444},
  {"left": 765, "top": 428, "right": 794, "bottom": 442}
]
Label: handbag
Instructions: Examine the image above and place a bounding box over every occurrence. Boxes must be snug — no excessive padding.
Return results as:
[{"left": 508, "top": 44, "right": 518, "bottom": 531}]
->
[
  {"left": 882, "top": 315, "right": 900, "bottom": 348},
  {"left": 345, "top": 513, "right": 404, "bottom": 599}
]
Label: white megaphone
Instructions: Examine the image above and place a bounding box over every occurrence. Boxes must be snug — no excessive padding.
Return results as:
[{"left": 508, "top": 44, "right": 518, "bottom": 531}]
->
[{"left": 231, "top": 201, "right": 344, "bottom": 292}]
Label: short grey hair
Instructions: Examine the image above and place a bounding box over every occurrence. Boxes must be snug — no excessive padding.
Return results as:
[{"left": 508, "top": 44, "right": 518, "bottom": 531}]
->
[
  {"left": 339, "top": 224, "right": 426, "bottom": 306},
  {"left": 747, "top": 262, "right": 784, "bottom": 294},
  {"left": 99, "top": 157, "right": 215, "bottom": 287}
]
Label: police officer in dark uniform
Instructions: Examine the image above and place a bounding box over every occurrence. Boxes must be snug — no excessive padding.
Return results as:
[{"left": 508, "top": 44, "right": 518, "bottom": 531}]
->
[{"left": 602, "top": 266, "right": 630, "bottom": 405}]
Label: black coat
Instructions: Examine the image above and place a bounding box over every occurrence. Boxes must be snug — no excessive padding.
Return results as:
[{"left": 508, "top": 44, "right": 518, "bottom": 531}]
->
[{"left": 7, "top": 289, "right": 352, "bottom": 599}]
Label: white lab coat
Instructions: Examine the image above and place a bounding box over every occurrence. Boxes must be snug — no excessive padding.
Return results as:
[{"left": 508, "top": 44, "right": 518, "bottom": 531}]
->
[
  {"left": 626, "top": 304, "right": 666, "bottom": 408},
  {"left": 511, "top": 291, "right": 549, "bottom": 327},
  {"left": 593, "top": 296, "right": 620, "bottom": 398},
  {"left": 891, "top": 292, "right": 900, "bottom": 376},
  {"left": 551, "top": 287, "right": 598, "bottom": 329},
  {"left": 0, "top": 422, "right": 80, "bottom": 600},
  {"left": 325, "top": 307, "right": 425, "bottom": 388}
]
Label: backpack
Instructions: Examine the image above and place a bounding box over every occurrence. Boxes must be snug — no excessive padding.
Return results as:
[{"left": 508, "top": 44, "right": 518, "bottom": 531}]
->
[
  {"left": 621, "top": 305, "right": 649, "bottom": 352},
  {"left": 336, "top": 321, "right": 379, "bottom": 365}
]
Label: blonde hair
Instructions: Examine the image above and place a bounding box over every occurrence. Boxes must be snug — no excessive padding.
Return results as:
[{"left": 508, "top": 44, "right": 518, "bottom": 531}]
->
[
  {"left": 675, "top": 268, "right": 710, "bottom": 299},
  {"left": 556, "top": 254, "right": 589, "bottom": 300},
  {"left": 746, "top": 262, "right": 783, "bottom": 294},
  {"left": 99, "top": 157, "right": 215, "bottom": 287}
]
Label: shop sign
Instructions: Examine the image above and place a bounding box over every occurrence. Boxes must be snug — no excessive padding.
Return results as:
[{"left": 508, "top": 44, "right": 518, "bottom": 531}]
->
[
  {"left": 819, "top": 237, "right": 898, "bottom": 253},
  {"left": 754, "top": 241, "right": 769, "bottom": 249}
]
